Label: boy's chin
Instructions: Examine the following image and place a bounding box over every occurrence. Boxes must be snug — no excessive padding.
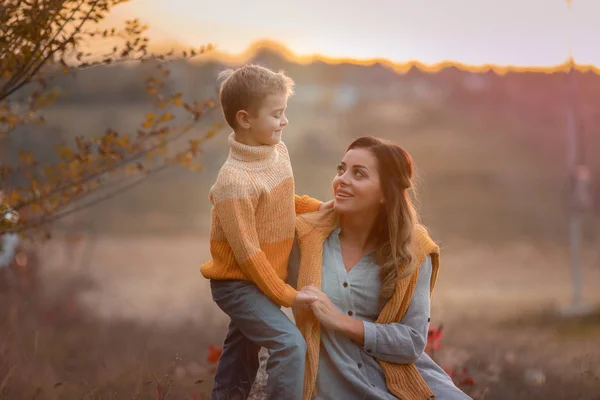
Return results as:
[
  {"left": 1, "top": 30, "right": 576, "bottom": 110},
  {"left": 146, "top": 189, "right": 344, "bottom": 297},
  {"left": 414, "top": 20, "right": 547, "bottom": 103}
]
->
[{"left": 264, "top": 133, "right": 282, "bottom": 145}]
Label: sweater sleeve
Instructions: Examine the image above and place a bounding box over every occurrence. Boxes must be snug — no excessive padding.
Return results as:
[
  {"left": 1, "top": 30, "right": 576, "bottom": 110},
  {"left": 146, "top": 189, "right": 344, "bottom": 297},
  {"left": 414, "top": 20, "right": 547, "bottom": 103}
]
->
[
  {"left": 294, "top": 194, "right": 322, "bottom": 214},
  {"left": 362, "top": 256, "right": 432, "bottom": 363},
  {"left": 211, "top": 179, "right": 298, "bottom": 308}
]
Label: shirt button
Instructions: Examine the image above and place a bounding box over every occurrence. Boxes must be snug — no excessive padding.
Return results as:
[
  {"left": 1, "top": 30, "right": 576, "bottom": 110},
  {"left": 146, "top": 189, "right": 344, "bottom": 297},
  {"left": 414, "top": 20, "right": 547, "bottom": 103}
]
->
[
  {"left": 357, "top": 362, "right": 363, "bottom": 368},
  {"left": 428, "top": 317, "right": 431, "bottom": 322},
  {"left": 343, "top": 282, "right": 348, "bottom": 288},
  {"left": 348, "top": 311, "right": 353, "bottom": 316}
]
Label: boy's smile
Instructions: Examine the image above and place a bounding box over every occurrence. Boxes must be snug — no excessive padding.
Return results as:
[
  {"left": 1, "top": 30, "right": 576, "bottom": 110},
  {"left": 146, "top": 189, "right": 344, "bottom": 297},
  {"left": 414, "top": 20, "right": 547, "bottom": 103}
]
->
[{"left": 246, "top": 93, "right": 289, "bottom": 146}]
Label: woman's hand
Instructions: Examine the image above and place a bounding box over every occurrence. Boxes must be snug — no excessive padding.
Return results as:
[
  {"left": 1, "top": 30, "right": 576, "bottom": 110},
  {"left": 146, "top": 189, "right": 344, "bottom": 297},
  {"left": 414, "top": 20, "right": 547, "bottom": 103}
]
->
[
  {"left": 300, "top": 285, "right": 366, "bottom": 344},
  {"left": 300, "top": 285, "right": 345, "bottom": 331}
]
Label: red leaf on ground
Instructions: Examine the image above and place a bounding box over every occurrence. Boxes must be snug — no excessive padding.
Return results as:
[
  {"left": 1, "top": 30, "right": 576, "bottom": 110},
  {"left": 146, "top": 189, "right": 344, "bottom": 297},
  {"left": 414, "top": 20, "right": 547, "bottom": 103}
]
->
[
  {"left": 459, "top": 377, "right": 476, "bottom": 386},
  {"left": 427, "top": 326, "right": 444, "bottom": 342},
  {"left": 425, "top": 325, "right": 444, "bottom": 354},
  {"left": 207, "top": 344, "right": 223, "bottom": 364}
]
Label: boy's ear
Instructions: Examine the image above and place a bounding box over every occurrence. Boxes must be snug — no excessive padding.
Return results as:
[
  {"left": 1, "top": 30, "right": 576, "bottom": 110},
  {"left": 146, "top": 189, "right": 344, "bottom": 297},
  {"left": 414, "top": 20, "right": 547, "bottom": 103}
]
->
[{"left": 235, "top": 110, "right": 251, "bottom": 129}]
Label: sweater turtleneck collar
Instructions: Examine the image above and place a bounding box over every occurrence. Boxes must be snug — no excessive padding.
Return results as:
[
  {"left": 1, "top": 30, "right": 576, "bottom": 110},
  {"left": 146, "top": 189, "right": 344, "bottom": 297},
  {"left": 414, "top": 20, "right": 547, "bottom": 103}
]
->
[{"left": 228, "top": 132, "right": 277, "bottom": 163}]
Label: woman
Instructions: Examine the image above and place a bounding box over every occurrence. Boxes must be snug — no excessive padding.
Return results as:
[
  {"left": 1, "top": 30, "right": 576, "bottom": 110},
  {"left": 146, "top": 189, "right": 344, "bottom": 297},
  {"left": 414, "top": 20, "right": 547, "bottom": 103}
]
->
[{"left": 288, "top": 136, "right": 471, "bottom": 400}]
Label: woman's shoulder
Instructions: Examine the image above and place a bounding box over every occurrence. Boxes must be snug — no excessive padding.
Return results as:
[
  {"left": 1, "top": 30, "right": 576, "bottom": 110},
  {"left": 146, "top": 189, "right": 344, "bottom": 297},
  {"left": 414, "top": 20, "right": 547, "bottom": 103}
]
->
[
  {"left": 296, "top": 209, "right": 338, "bottom": 237},
  {"left": 413, "top": 224, "right": 439, "bottom": 257}
]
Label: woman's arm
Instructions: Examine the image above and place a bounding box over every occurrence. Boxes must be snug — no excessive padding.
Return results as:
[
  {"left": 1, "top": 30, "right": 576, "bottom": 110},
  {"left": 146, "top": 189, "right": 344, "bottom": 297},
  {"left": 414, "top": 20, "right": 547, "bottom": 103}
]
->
[{"left": 338, "top": 256, "right": 433, "bottom": 364}]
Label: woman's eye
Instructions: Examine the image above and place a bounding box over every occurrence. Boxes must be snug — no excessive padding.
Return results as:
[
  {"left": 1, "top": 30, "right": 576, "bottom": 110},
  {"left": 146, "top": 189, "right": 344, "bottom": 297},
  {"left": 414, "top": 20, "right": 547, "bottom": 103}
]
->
[{"left": 336, "top": 165, "right": 344, "bottom": 174}]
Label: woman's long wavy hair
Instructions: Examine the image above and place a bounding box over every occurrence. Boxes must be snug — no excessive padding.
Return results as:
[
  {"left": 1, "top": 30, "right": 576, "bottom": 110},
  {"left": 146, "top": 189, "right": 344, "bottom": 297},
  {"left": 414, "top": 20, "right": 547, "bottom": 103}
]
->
[{"left": 347, "top": 136, "right": 419, "bottom": 305}]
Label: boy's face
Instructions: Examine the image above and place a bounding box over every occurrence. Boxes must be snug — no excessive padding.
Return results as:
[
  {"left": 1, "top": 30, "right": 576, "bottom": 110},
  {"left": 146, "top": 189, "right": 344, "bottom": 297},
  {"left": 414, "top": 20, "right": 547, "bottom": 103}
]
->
[{"left": 242, "top": 93, "right": 289, "bottom": 146}]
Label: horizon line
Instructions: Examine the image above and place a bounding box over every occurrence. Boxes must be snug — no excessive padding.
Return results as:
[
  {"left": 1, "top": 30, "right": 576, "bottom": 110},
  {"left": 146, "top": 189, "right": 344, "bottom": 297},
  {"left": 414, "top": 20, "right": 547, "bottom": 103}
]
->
[{"left": 168, "top": 39, "right": 600, "bottom": 76}]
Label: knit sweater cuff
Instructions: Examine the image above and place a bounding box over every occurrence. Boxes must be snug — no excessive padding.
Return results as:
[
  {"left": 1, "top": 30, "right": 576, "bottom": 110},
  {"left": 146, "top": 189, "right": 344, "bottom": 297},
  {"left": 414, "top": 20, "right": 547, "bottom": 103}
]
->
[
  {"left": 281, "top": 285, "right": 299, "bottom": 308},
  {"left": 239, "top": 252, "right": 298, "bottom": 308},
  {"left": 295, "top": 194, "right": 322, "bottom": 215}
]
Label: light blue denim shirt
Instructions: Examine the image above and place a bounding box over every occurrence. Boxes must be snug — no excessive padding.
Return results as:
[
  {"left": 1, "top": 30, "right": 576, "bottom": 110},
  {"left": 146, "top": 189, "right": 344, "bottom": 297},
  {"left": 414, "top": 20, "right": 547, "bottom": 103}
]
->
[{"left": 288, "top": 228, "right": 472, "bottom": 400}]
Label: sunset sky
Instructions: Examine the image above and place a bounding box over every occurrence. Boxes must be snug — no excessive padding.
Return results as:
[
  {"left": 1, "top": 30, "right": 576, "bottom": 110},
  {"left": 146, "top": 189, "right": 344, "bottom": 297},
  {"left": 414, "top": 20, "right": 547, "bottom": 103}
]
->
[{"left": 105, "top": 0, "right": 598, "bottom": 68}]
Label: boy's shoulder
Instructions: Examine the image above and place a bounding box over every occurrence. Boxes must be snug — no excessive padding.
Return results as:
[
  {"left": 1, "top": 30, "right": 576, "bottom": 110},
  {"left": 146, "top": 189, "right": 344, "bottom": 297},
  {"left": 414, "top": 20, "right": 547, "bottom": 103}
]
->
[
  {"left": 210, "top": 162, "right": 258, "bottom": 201},
  {"left": 214, "top": 161, "right": 253, "bottom": 187},
  {"left": 276, "top": 140, "right": 290, "bottom": 158},
  {"left": 215, "top": 158, "right": 248, "bottom": 178}
]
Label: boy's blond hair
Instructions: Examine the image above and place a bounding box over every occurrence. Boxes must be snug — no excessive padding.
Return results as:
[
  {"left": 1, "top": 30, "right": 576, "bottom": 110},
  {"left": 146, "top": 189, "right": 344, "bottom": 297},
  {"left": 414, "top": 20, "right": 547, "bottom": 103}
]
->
[{"left": 218, "top": 64, "right": 295, "bottom": 129}]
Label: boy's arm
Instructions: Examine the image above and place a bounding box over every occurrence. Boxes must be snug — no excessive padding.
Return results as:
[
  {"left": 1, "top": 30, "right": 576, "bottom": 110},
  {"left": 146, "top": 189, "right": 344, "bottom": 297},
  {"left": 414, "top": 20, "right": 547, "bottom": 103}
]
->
[
  {"left": 213, "top": 181, "right": 298, "bottom": 308},
  {"left": 294, "top": 194, "right": 323, "bottom": 214}
]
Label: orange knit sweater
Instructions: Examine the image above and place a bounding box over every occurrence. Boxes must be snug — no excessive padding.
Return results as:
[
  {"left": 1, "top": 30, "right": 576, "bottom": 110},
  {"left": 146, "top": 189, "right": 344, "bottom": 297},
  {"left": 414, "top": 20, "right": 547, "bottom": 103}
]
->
[
  {"left": 200, "top": 133, "right": 322, "bottom": 307},
  {"left": 295, "top": 210, "right": 441, "bottom": 400}
]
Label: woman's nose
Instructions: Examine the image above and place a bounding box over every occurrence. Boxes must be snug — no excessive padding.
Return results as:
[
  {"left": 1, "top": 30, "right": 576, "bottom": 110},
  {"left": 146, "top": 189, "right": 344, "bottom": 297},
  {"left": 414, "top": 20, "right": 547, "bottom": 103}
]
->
[
  {"left": 281, "top": 115, "right": 289, "bottom": 126},
  {"left": 335, "top": 171, "right": 351, "bottom": 186}
]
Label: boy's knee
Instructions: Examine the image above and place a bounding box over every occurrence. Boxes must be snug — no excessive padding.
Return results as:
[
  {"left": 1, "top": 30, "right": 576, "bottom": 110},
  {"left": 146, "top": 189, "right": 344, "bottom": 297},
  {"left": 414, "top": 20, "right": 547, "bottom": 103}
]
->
[{"left": 280, "top": 329, "right": 306, "bottom": 358}]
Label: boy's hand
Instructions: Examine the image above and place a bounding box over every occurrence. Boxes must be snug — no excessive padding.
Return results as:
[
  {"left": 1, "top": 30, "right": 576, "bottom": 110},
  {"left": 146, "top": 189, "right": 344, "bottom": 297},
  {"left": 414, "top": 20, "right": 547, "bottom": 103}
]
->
[
  {"left": 301, "top": 285, "right": 346, "bottom": 331},
  {"left": 318, "top": 200, "right": 334, "bottom": 211},
  {"left": 293, "top": 291, "right": 318, "bottom": 307}
]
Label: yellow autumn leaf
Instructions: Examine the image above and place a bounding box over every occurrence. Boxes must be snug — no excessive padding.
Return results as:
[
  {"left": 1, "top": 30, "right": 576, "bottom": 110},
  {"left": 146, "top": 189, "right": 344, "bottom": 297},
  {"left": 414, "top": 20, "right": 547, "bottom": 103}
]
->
[
  {"left": 187, "top": 163, "right": 203, "bottom": 172},
  {"left": 189, "top": 139, "right": 201, "bottom": 154},
  {"left": 8, "top": 190, "right": 20, "bottom": 205},
  {"left": 159, "top": 112, "right": 174, "bottom": 123},
  {"left": 68, "top": 160, "right": 82, "bottom": 174},
  {"left": 117, "top": 136, "right": 131, "bottom": 149},
  {"left": 57, "top": 145, "right": 74, "bottom": 160},
  {"left": 205, "top": 129, "right": 217, "bottom": 139}
]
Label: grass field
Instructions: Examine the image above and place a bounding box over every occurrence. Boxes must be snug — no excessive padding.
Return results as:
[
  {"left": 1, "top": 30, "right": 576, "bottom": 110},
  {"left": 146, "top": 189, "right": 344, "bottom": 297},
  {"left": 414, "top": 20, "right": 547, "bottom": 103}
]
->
[
  {"left": 2, "top": 93, "right": 600, "bottom": 399},
  {"left": 2, "top": 234, "right": 599, "bottom": 399}
]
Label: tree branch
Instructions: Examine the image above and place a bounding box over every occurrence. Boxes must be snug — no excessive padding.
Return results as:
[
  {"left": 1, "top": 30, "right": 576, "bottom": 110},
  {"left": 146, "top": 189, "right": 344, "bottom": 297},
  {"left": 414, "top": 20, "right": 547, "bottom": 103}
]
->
[
  {"left": 5, "top": 162, "right": 172, "bottom": 234},
  {"left": 0, "top": 0, "right": 96, "bottom": 101},
  {"left": 11, "top": 117, "right": 216, "bottom": 212}
]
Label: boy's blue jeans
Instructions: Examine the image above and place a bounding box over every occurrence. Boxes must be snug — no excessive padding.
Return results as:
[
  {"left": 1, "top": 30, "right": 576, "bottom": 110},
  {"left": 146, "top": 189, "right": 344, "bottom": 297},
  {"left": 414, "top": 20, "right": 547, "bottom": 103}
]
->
[{"left": 210, "top": 279, "right": 306, "bottom": 400}]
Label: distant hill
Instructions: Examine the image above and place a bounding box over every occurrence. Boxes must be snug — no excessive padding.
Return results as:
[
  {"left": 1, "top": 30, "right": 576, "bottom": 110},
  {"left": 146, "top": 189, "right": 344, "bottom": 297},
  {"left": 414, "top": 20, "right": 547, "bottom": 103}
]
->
[
  {"left": 48, "top": 41, "right": 598, "bottom": 164},
  {"left": 5, "top": 41, "right": 599, "bottom": 241}
]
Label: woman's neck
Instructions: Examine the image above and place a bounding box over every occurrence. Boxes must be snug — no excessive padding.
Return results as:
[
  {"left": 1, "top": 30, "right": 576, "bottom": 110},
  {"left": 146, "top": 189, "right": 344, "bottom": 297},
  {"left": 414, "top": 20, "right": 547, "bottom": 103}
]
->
[{"left": 338, "top": 212, "right": 378, "bottom": 252}]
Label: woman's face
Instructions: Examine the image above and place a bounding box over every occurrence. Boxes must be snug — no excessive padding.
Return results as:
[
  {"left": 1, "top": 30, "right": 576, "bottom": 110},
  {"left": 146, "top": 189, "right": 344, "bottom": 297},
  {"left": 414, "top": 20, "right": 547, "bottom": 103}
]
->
[{"left": 332, "top": 148, "right": 385, "bottom": 216}]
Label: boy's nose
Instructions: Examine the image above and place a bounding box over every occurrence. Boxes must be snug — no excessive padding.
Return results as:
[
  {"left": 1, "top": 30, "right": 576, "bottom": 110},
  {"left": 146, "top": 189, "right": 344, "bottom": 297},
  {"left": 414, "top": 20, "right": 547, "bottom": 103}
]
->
[{"left": 281, "top": 116, "right": 289, "bottom": 126}]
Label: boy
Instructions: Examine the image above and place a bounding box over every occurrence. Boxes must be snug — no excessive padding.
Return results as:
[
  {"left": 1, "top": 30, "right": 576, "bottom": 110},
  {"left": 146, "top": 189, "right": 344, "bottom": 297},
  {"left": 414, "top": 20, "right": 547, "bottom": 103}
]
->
[{"left": 201, "top": 64, "right": 332, "bottom": 400}]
